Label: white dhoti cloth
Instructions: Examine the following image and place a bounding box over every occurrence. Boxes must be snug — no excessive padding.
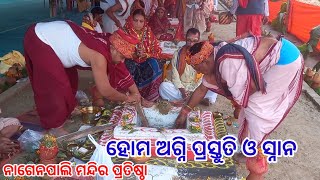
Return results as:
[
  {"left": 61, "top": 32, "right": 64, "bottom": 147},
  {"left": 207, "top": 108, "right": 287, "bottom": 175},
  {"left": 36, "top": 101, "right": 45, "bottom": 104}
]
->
[{"left": 159, "top": 81, "right": 217, "bottom": 103}]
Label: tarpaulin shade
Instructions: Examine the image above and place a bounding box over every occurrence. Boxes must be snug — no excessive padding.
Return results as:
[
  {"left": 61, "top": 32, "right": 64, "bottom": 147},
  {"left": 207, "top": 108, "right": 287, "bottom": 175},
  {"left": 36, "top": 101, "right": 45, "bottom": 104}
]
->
[
  {"left": 268, "top": 0, "right": 287, "bottom": 22},
  {"left": 287, "top": 0, "right": 320, "bottom": 50}
]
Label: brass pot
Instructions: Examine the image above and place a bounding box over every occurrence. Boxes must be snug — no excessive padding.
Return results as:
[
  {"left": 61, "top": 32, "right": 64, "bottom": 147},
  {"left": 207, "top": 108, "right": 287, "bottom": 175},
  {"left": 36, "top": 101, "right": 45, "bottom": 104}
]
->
[{"left": 80, "top": 106, "right": 102, "bottom": 125}]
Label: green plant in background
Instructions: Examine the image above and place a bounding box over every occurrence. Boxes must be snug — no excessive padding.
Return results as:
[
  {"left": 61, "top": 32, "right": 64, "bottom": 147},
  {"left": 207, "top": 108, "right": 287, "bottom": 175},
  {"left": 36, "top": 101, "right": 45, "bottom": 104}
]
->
[
  {"left": 297, "top": 43, "right": 309, "bottom": 59},
  {"left": 271, "top": 2, "right": 288, "bottom": 34},
  {"left": 297, "top": 25, "right": 320, "bottom": 59}
]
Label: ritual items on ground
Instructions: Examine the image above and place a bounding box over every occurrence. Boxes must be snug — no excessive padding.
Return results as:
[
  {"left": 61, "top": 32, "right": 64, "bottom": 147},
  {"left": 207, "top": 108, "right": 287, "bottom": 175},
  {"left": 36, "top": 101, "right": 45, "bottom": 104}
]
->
[
  {"left": 213, "top": 112, "right": 228, "bottom": 139},
  {"left": 142, "top": 106, "right": 179, "bottom": 129},
  {"left": 0, "top": 50, "right": 26, "bottom": 73},
  {"left": 38, "top": 134, "right": 58, "bottom": 165},
  {"left": 271, "top": 2, "right": 288, "bottom": 35},
  {"left": 65, "top": 134, "right": 99, "bottom": 162},
  {"left": 0, "top": 50, "right": 28, "bottom": 93},
  {"left": 304, "top": 67, "right": 320, "bottom": 95},
  {"left": 298, "top": 25, "right": 320, "bottom": 58},
  {"left": 80, "top": 106, "right": 102, "bottom": 125},
  {"left": 156, "top": 99, "right": 173, "bottom": 115},
  {"left": 187, "top": 110, "right": 202, "bottom": 133}
]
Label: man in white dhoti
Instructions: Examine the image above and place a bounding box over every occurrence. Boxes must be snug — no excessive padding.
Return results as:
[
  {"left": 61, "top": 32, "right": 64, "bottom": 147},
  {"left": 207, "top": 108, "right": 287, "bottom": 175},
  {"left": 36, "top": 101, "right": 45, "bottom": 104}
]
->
[
  {"left": 159, "top": 28, "right": 217, "bottom": 105},
  {"left": 100, "top": 0, "right": 135, "bottom": 33}
]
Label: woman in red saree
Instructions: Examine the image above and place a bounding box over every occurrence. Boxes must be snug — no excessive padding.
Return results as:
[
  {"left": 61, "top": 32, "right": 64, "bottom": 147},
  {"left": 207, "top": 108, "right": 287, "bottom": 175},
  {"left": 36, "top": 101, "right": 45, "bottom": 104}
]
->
[
  {"left": 164, "top": 0, "right": 176, "bottom": 17},
  {"left": 23, "top": 20, "right": 141, "bottom": 133},
  {"left": 148, "top": 7, "right": 174, "bottom": 41},
  {"left": 124, "top": 9, "right": 163, "bottom": 103}
]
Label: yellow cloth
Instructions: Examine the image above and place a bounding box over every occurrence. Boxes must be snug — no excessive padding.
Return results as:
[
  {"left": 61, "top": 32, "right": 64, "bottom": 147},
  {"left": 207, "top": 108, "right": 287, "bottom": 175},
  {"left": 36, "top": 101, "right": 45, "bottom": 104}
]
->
[
  {"left": 0, "top": 50, "right": 25, "bottom": 74},
  {"left": 167, "top": 48, "right": 203, "bottom": 91},
  {"left": 82, "top": 22, "right": 94, "bottom": 31}
]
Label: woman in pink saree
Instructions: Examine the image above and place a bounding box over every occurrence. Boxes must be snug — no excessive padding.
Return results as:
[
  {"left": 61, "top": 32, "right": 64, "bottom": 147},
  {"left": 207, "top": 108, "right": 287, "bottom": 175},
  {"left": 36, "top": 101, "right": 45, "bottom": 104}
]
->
[
  {"left": 175, "top": 35, "right": 304, "bottom": 180},
  {"left": 148, "top": 7, "right": 174, "bottom": 41}
]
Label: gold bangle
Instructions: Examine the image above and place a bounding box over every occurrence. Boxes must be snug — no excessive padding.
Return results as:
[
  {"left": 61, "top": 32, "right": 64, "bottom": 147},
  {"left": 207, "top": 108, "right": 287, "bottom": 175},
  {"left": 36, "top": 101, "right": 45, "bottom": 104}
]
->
[
  {"left": 123, "top": 94, "right": 129, "bottom": 103},
  {"left": 185, "top": 105, "right": 193, "bottom": 111}
]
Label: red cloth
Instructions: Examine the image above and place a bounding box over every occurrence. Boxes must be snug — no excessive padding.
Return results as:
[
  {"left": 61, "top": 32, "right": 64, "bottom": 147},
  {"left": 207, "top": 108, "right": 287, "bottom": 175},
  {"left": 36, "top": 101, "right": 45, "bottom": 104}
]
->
[
  {"left": 23, "top": 21, "right": 134, "bottom": 129},
  {"left": 287, "top": 0, "right": 320, "bottom": 51},
  {"left": 24, "top": 24, "right": 78, "bottom": 129},
  {"left": 148, "top": 8, "right": 174, "bottom": 41},
  {"left": 66, "top": 21, "right": 134, "bottom": 91},
  {"left": 236, "top": 14, "right": 263, "bottom": 36},
  {"left": 239, "top": 0, "right": 249, "bottom": 8},
  {"left": 246, "top": 150, "right": 268, "bottom": 175},
  {"left": 124, "top": 16, "right": 162, "bottom": 63}
]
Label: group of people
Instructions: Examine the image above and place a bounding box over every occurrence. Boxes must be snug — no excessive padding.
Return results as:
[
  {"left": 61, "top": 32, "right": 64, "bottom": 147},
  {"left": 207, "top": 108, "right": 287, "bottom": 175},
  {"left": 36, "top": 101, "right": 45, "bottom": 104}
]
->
[
  {"left": 1, "top": 1, "right": 303, "bottom": 180},
  {"left": 84, "top": 2, "right": 219, "bottom": 107}
]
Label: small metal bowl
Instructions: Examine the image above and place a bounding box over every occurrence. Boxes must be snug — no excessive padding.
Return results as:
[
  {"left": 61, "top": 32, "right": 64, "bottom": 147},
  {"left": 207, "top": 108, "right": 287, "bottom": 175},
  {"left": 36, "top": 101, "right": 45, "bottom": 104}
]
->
[
  {"left": 66, "top": 143, "right": 80, "bottom": 156},
  {"left": 80, "top": 106, "right": 102, "bottom": 125}
]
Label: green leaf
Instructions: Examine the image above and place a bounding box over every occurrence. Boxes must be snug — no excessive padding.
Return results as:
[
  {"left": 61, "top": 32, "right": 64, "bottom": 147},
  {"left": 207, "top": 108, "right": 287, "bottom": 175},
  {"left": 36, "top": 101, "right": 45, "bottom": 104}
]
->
[
  {"left": 128, "top": 129, "right": 138, "bottom": 134},
  {"left": 57, "top": 152, "right": 68, "bottom": 159}
]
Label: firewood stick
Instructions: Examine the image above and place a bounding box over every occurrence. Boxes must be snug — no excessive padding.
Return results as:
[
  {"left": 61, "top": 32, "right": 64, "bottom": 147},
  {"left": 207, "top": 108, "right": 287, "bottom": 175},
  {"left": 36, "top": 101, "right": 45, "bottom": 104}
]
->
[{"left": 135, "top": 103, "right": 149, "bottom": 127}]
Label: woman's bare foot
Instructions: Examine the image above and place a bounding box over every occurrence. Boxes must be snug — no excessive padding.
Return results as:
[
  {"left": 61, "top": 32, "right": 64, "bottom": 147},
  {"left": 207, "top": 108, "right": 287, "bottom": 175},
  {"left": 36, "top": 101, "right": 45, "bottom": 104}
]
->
[
  {"left": 141, "top": 98, "right": 155, "bottom": 108},
  {"left": 233, "top": 152, "right": 247, "bottom": 164}
]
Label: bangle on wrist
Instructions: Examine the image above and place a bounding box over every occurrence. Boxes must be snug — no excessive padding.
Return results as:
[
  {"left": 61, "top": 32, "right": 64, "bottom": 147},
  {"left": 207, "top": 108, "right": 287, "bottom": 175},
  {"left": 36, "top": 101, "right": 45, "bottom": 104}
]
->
[
  {"left": 180, "top": 108, "right": 190, "bottom": 116},
  {"left": 184, "top": 104, "right": 193, "bottom": 111},
  {"left": 124, "top": 94, "right": 129, "bottom": 102}
]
